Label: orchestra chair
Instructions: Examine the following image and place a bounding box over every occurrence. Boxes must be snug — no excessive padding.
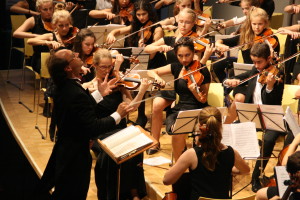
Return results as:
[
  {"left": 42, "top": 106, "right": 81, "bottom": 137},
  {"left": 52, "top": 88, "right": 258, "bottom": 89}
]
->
[
  {"left": 281, "top": 84, "right": 300, "bottom": 114},
  {"left": 271, "top": 29, "right": 287, "bottom": 58},
  {"left": 207, "top": 83, "right": 224, "bottom": 107},
  {"left": 270, "top": 13, "right": 284, "bottom": 30},
  {"left": 35, "top": 52, "right": 51, "bottom": 140},
  {"left": 7, "top": 15, "right": 27, "bottom": 90},
  {"left": 199, "top": 194, "right": 256, "bottom": 200}
]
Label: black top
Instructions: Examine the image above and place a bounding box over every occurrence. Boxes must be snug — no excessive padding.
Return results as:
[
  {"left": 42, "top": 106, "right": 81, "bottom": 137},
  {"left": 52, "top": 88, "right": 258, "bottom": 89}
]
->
[
  {"left": 189, "top": 146, "right": 234, "bottom": 200},
  {"left": 222, "top": 32, "right": 280, "bottom": 64}
]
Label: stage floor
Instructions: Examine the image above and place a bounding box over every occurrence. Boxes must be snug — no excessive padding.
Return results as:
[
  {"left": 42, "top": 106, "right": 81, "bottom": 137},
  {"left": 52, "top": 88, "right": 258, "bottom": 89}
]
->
[{"left": 0, "top": 69, "right": 284, "bottom": 200}]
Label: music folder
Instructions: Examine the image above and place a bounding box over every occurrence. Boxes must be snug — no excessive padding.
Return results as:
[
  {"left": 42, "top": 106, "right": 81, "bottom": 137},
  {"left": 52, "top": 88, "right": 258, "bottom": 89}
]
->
[{"left": 98, "top": 125, "right": 158, "bottom": 164}]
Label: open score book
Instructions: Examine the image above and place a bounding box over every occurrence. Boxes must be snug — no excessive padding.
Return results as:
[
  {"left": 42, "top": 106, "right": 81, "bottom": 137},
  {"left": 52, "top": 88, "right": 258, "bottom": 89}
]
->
[{"left": 98, "top": 125, "right": 157, "bottom": 164}]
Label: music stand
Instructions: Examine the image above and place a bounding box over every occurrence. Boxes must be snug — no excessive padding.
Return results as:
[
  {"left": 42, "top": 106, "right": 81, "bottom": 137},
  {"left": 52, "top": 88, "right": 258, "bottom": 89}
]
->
[
  {"left": 235, "top": 102, "right": 287, "bottom": 184},
  {"left": 88, "top": 24, "right": 126, "bottom": 48},
  {"left": 131, "top": 47, "right": 150, "bottom": 70},
  {"left": 233, "top": 62, "right": 253, "bottom": 76}
]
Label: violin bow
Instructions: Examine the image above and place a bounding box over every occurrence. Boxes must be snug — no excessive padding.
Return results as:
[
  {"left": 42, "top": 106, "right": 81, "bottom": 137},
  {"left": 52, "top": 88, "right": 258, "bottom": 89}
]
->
[
  {"left": 223, "top": 29, "right": 284, "bottom": 53},
  {"left": 215, "top": 0, "right": 241, "bottom": 4},
  {"left": 107, "top": 21, "right": 161, "bottom": 49},
  {"left": 229, "top": 51, "right": 300, "bottom": 87}
]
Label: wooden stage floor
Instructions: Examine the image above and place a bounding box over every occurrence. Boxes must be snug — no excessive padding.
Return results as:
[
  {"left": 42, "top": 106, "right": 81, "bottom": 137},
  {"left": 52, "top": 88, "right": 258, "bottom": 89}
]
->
[{"left": 0, "top": 69, "right": 285, "bottom": 200}]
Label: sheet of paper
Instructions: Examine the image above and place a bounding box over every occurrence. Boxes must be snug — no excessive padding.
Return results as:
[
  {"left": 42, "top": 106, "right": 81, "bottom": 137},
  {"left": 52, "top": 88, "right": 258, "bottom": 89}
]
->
[
  {"left": 259, "top": 104, "right": 285, "bottom": 132},
  {"left": 221, "top": 124, "right": 233, "bottom": 146},
  {"left": 275, "top": 166, "right": 290, "bottom": 198},
  {"left": 284, "top": 106, "right": 300, "bottom": 137},
  {"left": 143, "top": 156, "right": 171, "bottom": 166}
]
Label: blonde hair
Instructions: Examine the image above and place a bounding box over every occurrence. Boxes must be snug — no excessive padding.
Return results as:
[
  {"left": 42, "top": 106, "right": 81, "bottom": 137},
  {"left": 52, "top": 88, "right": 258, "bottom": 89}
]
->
[
  {"left": 174, "top": 0, "right": 192, "bottom": 16},
  {"left": 239, "top": 7, "right": 269, "bottom": 50},
  {"left": 93, "top": 48, "right": 112, "bottom": 66},
  {"left": 198, "top": 107, "right": 223, "bottom": 171},
  {"left": 241, "top": 0, "right": 260, "bottom": 7},
  {"left": 36, "top": 0, "right": 53, "bottom": 9},
  {"left": 52, "top": 9, "right": 72, "bottom": 25},
  {"left": 178, "top": 8, "right": 197, "bottom": 24}
]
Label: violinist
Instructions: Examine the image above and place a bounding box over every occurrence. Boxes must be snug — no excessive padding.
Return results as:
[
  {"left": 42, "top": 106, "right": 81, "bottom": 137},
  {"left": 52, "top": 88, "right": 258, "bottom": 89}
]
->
[
  {"left": 163, "top": 106, "right": 250, "bottom": 200},
  {"left": 223, "top": 42, "right": 289, "bottom": 193},
  {"left": 10, "top": 0, "right": 40, "bottom": 16},
  {"left": 217, "top": 0, "right": 259, "bottom": 35},
  {"left": 73, "top": 28, "right": 98, "bottom": 82},
  {"left": 144, "top": 8, "right": 208, "bottom": 155},
  {"left": 89, "top": 0, "right": 134, "bottom": 25},
  {"left": 159, "top": 0, "right": 211, "bottom": 36},
  {"left": 28, "top": 9, "right": 79, "bottom": 51},
  {"left": 256, "top": 134, "right": 300, "bottom": 200},
  {"left": 83, "top": 48, "right": 150, "bottom": 200},
  {"left": 106, "top": 0, "right": 167, "bottom": 127},
  {"left": 13, "top": 0, "right": 54, "bottom": 73},
  {"left": 284, "top": 3, "right": 300, "bottom": 14},
  {"left": 147, "top": 37, "right": 214, "bottom": 161}
]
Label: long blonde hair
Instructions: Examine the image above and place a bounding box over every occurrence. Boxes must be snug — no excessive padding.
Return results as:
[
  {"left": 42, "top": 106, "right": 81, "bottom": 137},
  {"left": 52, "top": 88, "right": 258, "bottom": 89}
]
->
[
  {"left": 239, "top": 7, "right": 269, "bottom": 50},
  {"left": 52, "top": 9, "right": 72, "bottom": 25},
  {"left": 198, "top": 107, "right": 223, "bottom": 171}
]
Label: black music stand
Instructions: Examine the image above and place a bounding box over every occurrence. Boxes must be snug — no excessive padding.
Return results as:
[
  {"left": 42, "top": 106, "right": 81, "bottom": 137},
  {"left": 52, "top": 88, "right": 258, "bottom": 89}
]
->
[{"left": 235, "top": 102, "right": 287, "bottom": 187}]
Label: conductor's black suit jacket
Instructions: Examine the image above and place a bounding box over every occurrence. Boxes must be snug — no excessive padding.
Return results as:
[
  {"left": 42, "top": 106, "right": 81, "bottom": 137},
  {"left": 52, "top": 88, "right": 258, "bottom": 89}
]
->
[{"left": 38, "top": 79, "right": 117, "bottom": 200}]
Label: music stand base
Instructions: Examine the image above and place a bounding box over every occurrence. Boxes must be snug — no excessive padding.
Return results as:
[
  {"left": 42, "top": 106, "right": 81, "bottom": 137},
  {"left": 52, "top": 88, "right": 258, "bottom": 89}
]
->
[
  {"left": 19, "top": 101, "right": 33, "bottom": 113},
  {"left": 35, "top": 125, "right": 46, "bottom": 139}
]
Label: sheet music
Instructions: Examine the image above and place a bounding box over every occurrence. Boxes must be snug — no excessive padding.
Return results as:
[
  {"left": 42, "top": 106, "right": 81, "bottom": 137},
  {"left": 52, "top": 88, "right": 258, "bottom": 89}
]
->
[
  {"left": 284, "top": 106, "right": 300, "bottom": 137},
  {"left": 222, "top": 122, "right": 260, "bottom": 158},
  {"left": 235, "top": 102, "right": 262, "bottom": 129},
  {"left": 275, "top": 166, "right": 290, "bottom": 198},
  {"left": 259, "top": 104, "right": 286, "bottom": 132}
]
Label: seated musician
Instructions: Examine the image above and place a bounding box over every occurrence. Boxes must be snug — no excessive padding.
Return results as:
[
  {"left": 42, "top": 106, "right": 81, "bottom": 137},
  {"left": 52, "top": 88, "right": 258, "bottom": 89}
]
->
[
  {"left": 163, "top": 106, "right": 250, "bottom": 200},
  {"left": 215, "top": 7, "right": 280, "bottom": 123},
  {"left": 144, "top": 8, "right": 205, "bottom": 155},
  {"left": 147, "top": 37, "right": 214, "bottom": 161},
  {"left": 83, "top": 48, "right": 151, "bottom": 200},
  {"left": 223, "top": 42, "right": 293, "bottom": 192},
  {"left": 89, "top": 0, "right": 134, "bottom": 25},
  {"left": 278, "top": 25, "right": 300, "bottom": 85}
]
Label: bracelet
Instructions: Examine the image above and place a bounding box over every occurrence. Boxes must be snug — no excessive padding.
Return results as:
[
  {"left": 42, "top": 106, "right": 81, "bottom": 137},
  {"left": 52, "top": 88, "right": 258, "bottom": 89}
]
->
[{"left": 28, "top": 9, "right": 31, "bottom": 14}]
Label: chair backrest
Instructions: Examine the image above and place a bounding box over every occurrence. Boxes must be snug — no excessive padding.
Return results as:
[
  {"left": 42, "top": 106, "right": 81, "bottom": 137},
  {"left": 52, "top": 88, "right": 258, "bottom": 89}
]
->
[
  {"left": 41, "top": 53, "right": 51, "bottom": 78},
  {"left": 10, "top": 15, "right": 27, "bottom": 33},
  {"left": 207, "top": 83, "right": 224, "bottom": 107},
  {"left": 282, "top": 84, "right": 300, "bottom": 114},
  {"left": 270, "top": 13, "right": 284, "bottom": 30}
]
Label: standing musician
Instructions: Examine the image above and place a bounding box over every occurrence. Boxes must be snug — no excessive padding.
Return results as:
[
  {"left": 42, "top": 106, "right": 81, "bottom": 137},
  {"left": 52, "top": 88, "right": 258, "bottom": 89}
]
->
[
  {"left": 34, "top": 49, "right": 133, "bottom": 199},
  {"left": 89, "top": 0, "right": 134, "bottom": 25},
  {"left": 144, "top": 8, "right": 204, "bottom": 155},
  {"left": 106, "top": 0, "right": 167, "bottom": 128},
  {"left": 163, "top": 106, "right": 250, "bottom": 200},
  {"left": 215, "top": 7, "right": 280, "bottom": 123},
  {"left": 13, "top": 0, "right": 54, "bottom": 73},
  {"left": 223, "top": 42, "right": 292, "bottom": 192},
  {"left": 28, "top": 9, "right": 79, "bottom": 51},
  {"left": 159, "top": 0, "right": 211, "bottom": 36},
  {"left": 84, "top": 48, "right": 151, "bottom": 200},
  {"left": 256, "top": 134, "right": 300, "bottom": 200},
  {"left": 147, "top": 37, "right": 214, "bottom": 161}
]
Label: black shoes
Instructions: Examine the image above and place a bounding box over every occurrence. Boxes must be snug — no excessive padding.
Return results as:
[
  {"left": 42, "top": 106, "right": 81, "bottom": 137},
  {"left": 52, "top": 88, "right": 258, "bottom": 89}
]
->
[
  {"left": 251, "top": 178, "right": 262, "bottom": 192},
  {"left": 136, "top": 115, "right": 148, "bottom": 128},
  {"left": 146, "top": 143, "right": 160, "bottom": 155}
]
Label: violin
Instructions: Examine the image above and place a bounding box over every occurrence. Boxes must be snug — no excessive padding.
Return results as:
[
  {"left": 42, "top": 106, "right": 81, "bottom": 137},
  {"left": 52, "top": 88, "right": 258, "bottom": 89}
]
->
[
  {"left": 162, "top": 192, "right": 177, "bottom": 200},
  {"left": 119, "top": 3, "right": 134, "bottom": 23},
  {"left": 138, "top": 20, "right": 153, "bottom": 45},
  {"left": 116, "top": 73, "right": 142, "bottom": 90},
  {"left": 61, "top": 26, "right": 80, "bottom": 46},
  {"left": 43, "top": 21, "right": 54, "bottom": 32},
  {"left": 111, "top": 55, "right": 140, "bottom": 64},
  {"left": 182, "top": 60, "right": 204, "bottom": 94},
  {"left": 257, "top": 65, "right": 282, "bottom": 85},
  {"left": 182, "top": 31, "right": 208, "bottom": 52},
  {"left": 254, "top": 28, "right": 278, "bottom": 49}
]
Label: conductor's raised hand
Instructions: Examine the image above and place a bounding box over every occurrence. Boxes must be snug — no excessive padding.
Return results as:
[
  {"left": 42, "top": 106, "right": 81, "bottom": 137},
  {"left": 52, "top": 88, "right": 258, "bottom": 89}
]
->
[
  {"left": 116, "top": 102, "right": 135, "bottom": 118},
  {"left": 97, "top": 74, "right": 117, "bottom": 96}
]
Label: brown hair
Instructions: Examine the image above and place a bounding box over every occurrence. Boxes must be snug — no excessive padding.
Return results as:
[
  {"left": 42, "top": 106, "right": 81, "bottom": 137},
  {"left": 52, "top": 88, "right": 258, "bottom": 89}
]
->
[{"left": 198, "top": 107, "right": 223, "bottom": 171}]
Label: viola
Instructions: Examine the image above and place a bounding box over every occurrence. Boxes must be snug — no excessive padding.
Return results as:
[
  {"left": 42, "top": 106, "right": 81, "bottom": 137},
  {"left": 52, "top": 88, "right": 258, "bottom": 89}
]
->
[
  {"left": 257, "top": 65, "right": 283, "bottom": 85},
  {"left": 119, "top": 3, "right": 134, "bottom": 23},
  {"left": 254, "top": 28, "right": 278, "bottom": 49},
  {"left": 182, "top": 60, "right": 204, "bottom": 94},
  {"left": 138, "top": 20, "right": 153, "bottom": 45},
  {"left": 162, "top": 192, "right": 177, "bottom": 200}
]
